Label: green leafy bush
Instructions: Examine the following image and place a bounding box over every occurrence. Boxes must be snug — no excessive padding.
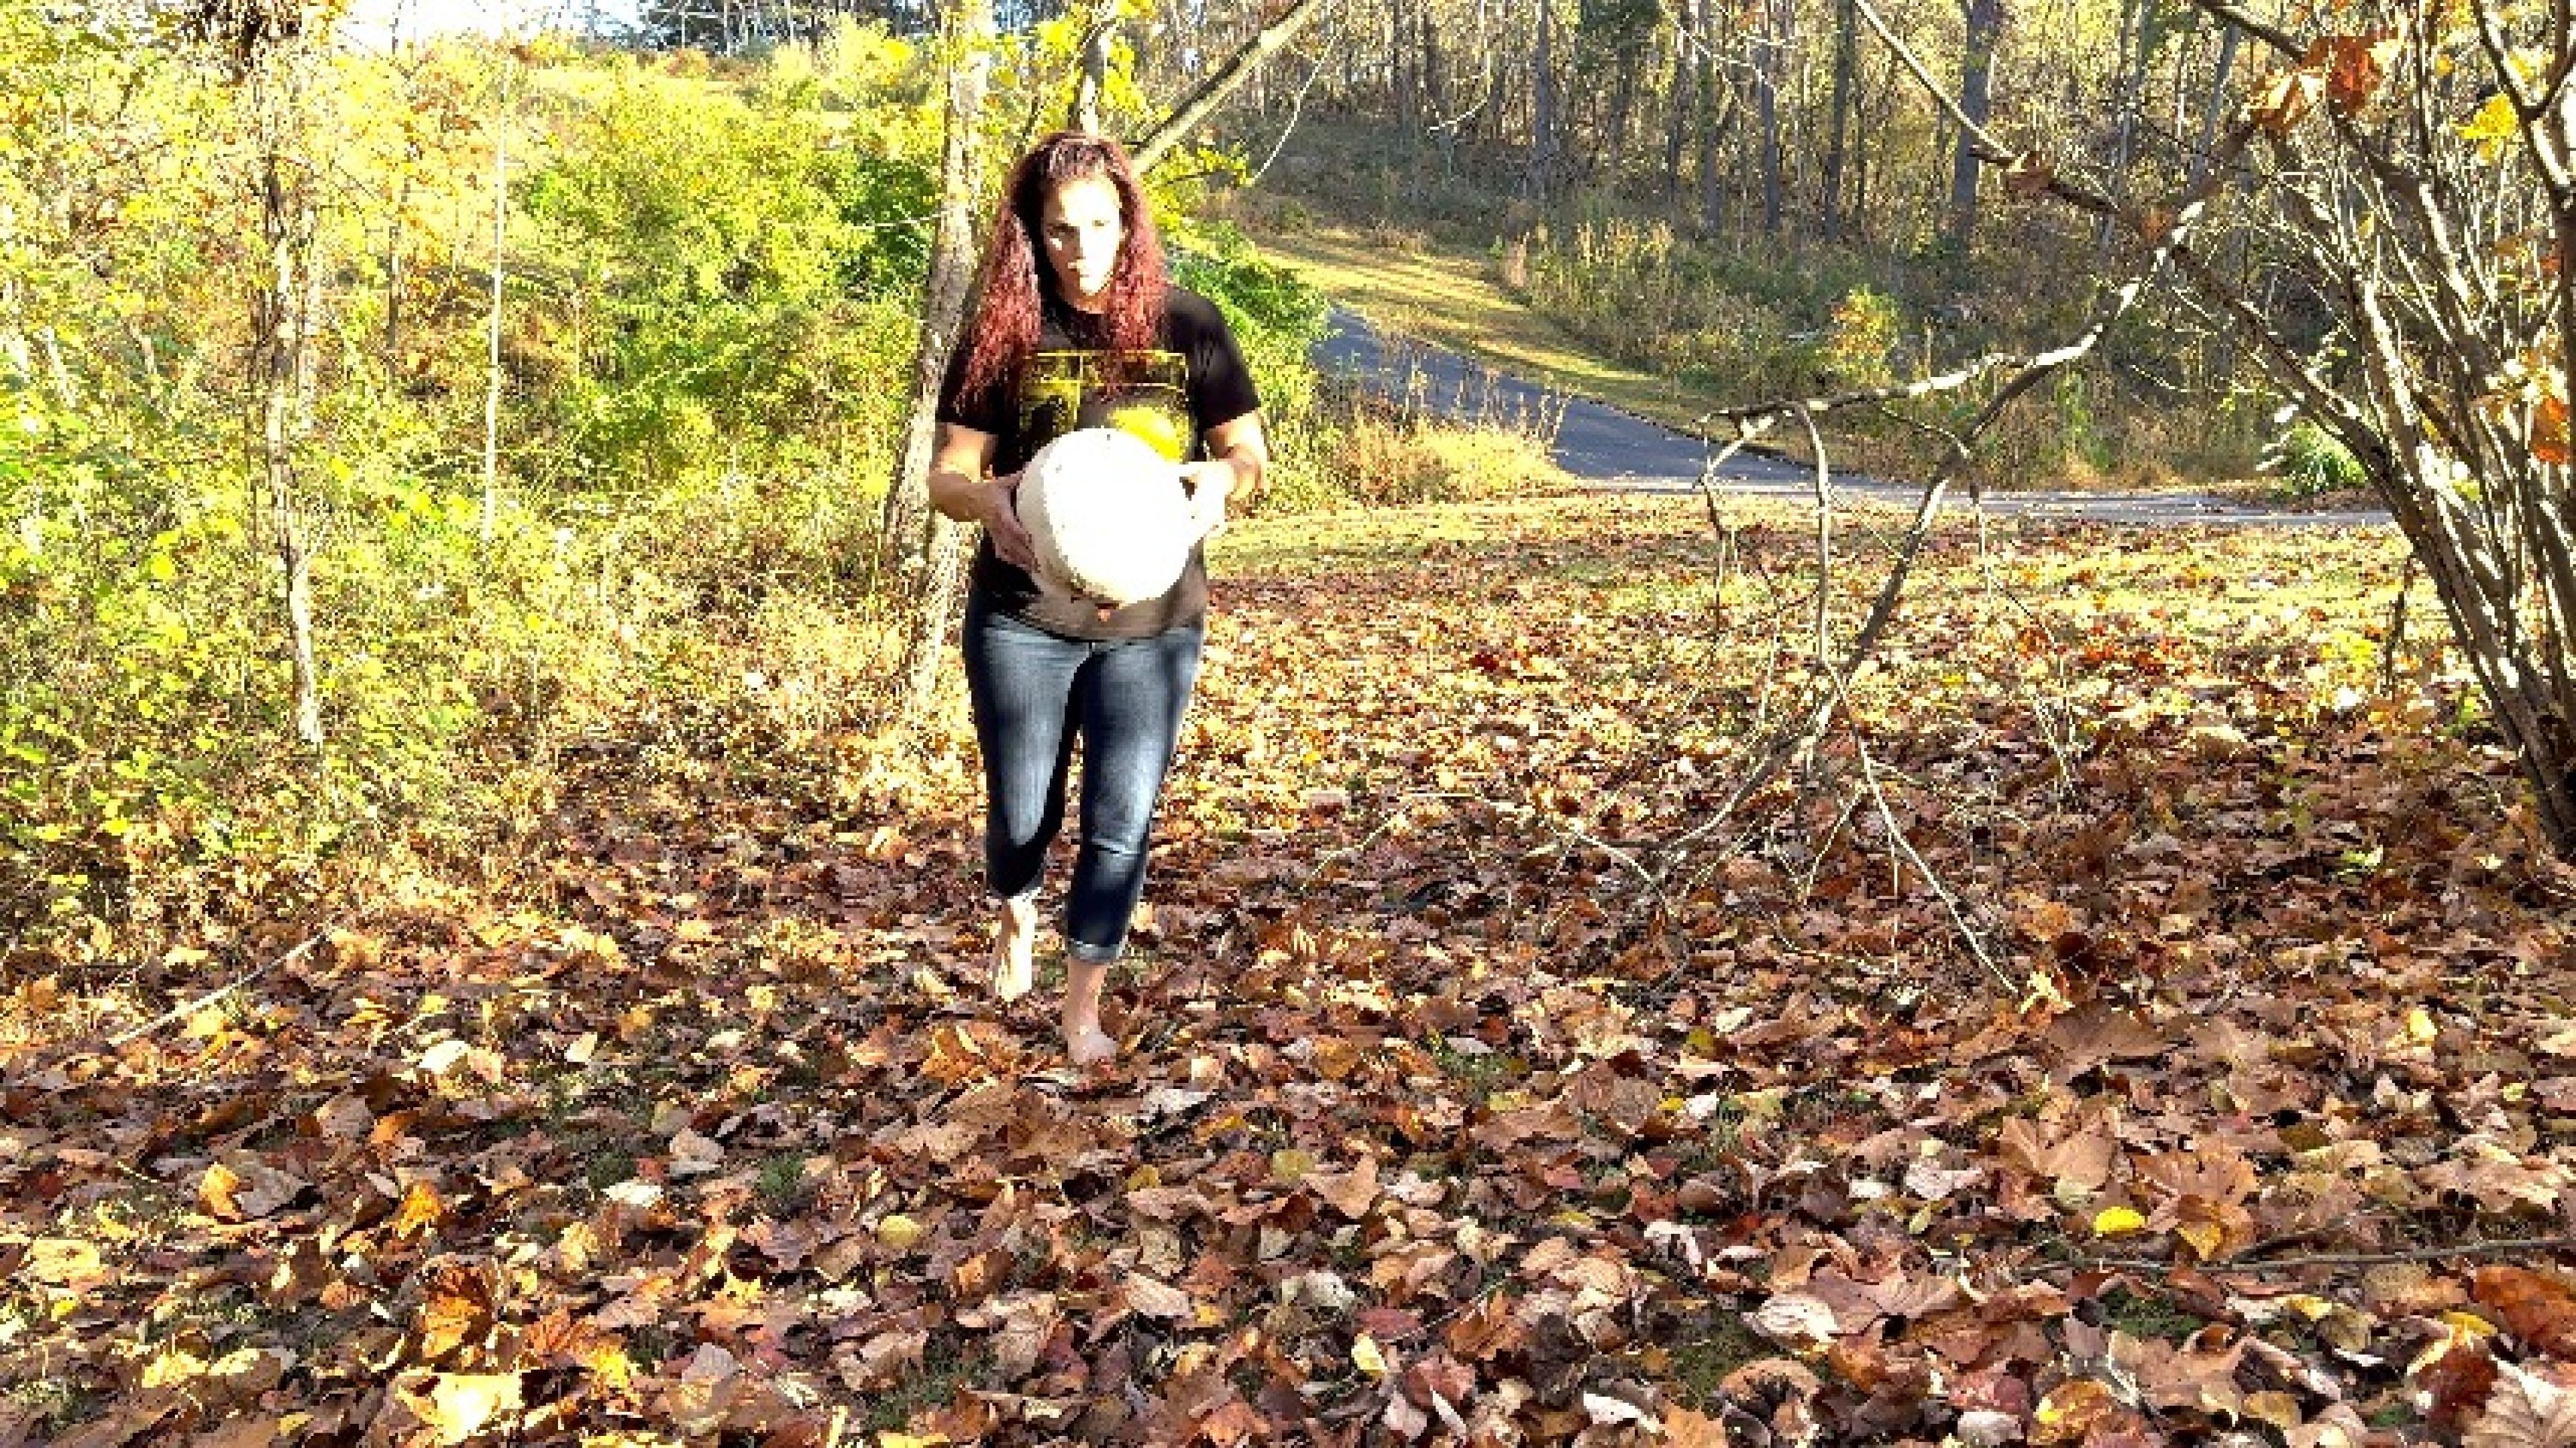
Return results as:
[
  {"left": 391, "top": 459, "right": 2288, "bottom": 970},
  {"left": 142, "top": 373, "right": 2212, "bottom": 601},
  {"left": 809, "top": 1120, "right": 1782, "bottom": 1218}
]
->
[
  {"left": 1169, "top": 221, "right": 1332, "bottom": 512},
  {"left": 0, "top": 19, "right": 1371, "bottom": 971},
  {"left": 2263, "top": 415, "right": 2367, "bottom": 498},
  {"left": 517, "top": 74, "right": 922, "bottom": 491}
]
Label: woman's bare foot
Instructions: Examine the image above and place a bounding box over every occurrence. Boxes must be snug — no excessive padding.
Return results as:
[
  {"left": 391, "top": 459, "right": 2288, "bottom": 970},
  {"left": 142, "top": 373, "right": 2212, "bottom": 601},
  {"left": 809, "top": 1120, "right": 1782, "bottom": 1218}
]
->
[
  {"left": 991, "top": 894, "right": 1037, "bottom": 1002},
  {"left": 1065, "top": 1025, "right": 1119, "bottom": 1066},
  {"left": 1063, "top": 957, "right": 1116, "bottom": 1065}
]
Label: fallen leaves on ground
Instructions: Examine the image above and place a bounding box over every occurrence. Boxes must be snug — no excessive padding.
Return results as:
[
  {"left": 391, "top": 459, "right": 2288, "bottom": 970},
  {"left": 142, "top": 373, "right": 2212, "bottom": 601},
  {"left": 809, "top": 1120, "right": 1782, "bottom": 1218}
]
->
[{"left": 4, "top": 493, "right": 2573, "bottom": 1445}]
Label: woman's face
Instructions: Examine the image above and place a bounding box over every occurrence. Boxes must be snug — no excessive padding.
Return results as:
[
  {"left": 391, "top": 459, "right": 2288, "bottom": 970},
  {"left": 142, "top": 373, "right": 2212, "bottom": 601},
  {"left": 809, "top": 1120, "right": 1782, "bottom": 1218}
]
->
[{"left": 1039, "top": 174, "right": 1127, "bottom": 313}]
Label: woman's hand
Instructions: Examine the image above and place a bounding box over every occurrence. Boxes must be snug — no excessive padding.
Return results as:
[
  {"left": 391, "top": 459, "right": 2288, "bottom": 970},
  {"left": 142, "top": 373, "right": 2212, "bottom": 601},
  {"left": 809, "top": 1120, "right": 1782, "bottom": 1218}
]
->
[
  {"left": 981, "top": 472, "right": 1039, "bottom": 570},
  {"left": 1184, "top": 415, "right": 1268, "bottom": 544},
  {"left": 1178, "top": 459, "right": 1236, "bottom": 542}
]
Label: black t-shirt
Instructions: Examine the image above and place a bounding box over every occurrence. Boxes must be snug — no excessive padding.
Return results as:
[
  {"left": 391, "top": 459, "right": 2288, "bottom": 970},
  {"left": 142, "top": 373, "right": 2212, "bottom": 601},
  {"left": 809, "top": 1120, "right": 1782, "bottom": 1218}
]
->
[{"left": 937, "top": 287, "right": 1261, "bottom": 639}]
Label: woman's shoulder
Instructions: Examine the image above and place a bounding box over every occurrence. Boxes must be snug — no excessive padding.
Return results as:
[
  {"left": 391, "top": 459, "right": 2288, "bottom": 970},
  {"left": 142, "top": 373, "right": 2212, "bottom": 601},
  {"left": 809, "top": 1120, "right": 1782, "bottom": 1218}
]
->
[{"left": 1163, "top": 286, "right": 1231, "bottom": 333}]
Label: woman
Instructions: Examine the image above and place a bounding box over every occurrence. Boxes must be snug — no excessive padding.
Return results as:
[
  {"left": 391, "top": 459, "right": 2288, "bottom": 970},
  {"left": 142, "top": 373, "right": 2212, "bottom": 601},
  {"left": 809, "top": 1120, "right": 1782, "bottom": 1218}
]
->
[{"left": 927, "top": 132, "right": 1268, "bottom": 1066}]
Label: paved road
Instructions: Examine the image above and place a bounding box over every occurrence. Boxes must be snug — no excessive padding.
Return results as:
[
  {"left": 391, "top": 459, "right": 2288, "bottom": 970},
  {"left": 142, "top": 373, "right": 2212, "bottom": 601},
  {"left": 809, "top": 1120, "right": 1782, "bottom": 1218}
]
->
[{"left": 1315, "top": 307, "right": 2387, "bottom": 529}]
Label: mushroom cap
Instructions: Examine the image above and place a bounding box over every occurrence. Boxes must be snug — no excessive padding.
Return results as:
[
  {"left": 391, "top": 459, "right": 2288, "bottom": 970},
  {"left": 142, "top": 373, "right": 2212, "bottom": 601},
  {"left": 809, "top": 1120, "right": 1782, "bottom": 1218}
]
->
[{"left": 1017, "top": 427, "right": 1194, "bottom": 607}]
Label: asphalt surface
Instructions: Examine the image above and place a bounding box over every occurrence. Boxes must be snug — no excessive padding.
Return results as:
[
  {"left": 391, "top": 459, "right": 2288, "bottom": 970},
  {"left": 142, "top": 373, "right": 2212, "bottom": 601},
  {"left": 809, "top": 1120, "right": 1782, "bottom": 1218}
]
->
[{"left": 1315, "top": 307, "right": 2390, "bottom": 529}]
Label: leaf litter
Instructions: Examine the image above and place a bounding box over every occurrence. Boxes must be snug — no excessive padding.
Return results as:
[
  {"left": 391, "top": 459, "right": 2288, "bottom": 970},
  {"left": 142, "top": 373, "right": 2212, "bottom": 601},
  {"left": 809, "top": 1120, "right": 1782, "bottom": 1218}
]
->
[{"left": 3, "top": 492, "right": 2573, "bottom": 1446}]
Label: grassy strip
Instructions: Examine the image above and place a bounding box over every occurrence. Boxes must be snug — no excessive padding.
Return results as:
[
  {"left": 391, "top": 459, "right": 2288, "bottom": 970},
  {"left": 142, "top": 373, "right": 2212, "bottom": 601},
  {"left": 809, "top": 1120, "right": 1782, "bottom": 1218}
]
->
[{"left": 1250, "top": 223, "right": 1739, "bottom": 439}]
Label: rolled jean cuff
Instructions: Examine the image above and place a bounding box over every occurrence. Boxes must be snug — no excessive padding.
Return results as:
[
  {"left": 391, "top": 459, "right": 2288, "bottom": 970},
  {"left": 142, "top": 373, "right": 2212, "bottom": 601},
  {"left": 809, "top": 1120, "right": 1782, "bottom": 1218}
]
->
[{"left": 1065, "top": 938, "right": 1121, "bottom": 965}]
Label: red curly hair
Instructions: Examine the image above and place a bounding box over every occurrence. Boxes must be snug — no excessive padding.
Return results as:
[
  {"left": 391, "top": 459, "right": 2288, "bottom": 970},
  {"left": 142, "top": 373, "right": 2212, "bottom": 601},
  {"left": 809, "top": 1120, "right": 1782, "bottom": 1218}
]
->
[{"left": 954, "top": 132, "right": 1169, "bottom": 411}]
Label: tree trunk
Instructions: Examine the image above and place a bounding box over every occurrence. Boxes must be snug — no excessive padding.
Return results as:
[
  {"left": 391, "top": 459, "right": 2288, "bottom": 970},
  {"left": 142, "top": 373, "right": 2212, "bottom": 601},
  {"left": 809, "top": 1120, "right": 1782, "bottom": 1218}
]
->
[
  {"left": 1069, "top": 0, "right": 1114, "bottom": 136},
  {"left": 888, "top": 0, "right": 996, "bottom": 731},
  {"left": 1605, "top": 67, "right": 1633, "bottom": 166},
  {"left": 1945, "top": 0, "right": 2002, "bottom": 252},
  {"left": 2186, "top": 23, "right": 2237, "bottom": 189},
  {"left": 382, "top": 19, "right": 412, "bottom": 367},
  {"left": 252, "top": 72, "right": 323, "bottom": 752},
  {"left": 1757, "top": 0, "right": 1788, "bottom": 233},
  {"left": 880, "top": 0, "right": 992, "bottom": 587},
  {"left": 1663, "top": 0, "right": 1695, "bottom": 200},
  {"left": 1522, "top": 0, "right": 1560, "bottom": 205},
  {"left": 1821, "top": 0, "right": 1857, "bottom": 237},
  {"left": 2093, "top": 0, "right": 2153, "bottom": 253},
  {"left": 1851, "top": 38, "right": 1880, "bottom": 240},
  {"left": 1130, "top": 0, "right": 1328, "bottom": 174},
  {"left": 1421, "top": 4, "right": 1456, "bottom": 175},
  {"left": 1604, "top": 46, "right": 1635, "bottom": 179},
  {"left": 1696, "top": 0, "right": 1735, "bottom": 235},
  {"left": 1417, "top": 2, "right": 1443, "bottom": 126},
  {"left": 1391, "top": 0, "right": 1415, "bottom": 146}
]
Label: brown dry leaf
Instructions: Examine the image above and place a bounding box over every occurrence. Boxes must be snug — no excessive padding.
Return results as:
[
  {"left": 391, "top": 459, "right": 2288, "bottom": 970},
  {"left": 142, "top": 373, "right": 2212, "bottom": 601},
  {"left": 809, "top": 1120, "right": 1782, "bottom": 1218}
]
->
[
  {"left": 2044, "top": 1005, "right": 2163, "bottom": 1072},
  {"left": 837, "top": 1327, "right": 926, "bottom": 1393},
  {"left": 2420, "top": 1337, "right": 2504, "bottom": 1435},
  {"left": 2466, "top": 1361, "right": 2576, "bottom": 1448},
  {"left": 391, "top": 1179, "right": 448, "bottom": 1240},
  {"left": 920, "top": 1022, "right": 995, "bottom": 1086},
  {"left": 199, "top": 1158, "right": 307, "bottom": 1222},
  {"left": 1446, "top": 1292, "right": 1525, "bottom": 1362},
  {"left": 2314, "top": 30, "right": 2400, "bottom": 117},
  {"left": 2127, "top": 1329, "right": 2245, "bottom": 1415},
  {"left": 987, "top": 1296, "right": 1057, "bottom": 1379},
  {"left": 21, "top": 1237, "right": 106, "bottom": 1288},
  {"left": 2003, "top": 149, "right": 2054, "bottom": 200},
  {"left": 197, "top": 1349, "right": 293, "bottom": 1410},
  {"left": 2169, "top": 1194, "right": 2258, "bottom": 1262},
  {"left": 2537, "top": 396, "right": 2571, "bottom": 468},
  {"left": 1862, "top": 1270, "right": 1964, "bottom": 1321},
  {"left": 2420, "top": 1137, "right": 2570, "bottom": 1213},
  {"left": 1664, "top": 1405, "right": 1729, "bottom": 1448},
  {"left": 190, "top": 1416, "right": 282, "bottom": 1448},
  {"left": 2029, "top": 1378, "right": 2118, "bottom": 1445},
  {"left": 2135, "top": 1143, "right": 2257, "bottom": 1206},
  {"left": 667, "top": 1127, "right": 724, "bottom": 1175},
  {"left": 1998, "top": 1117, "right": 2114, "bottom": 1196},
  {"left": 1124, "top": 1274, "right": 1194, "bottom": 1321},
  {"left": 312, "top": 1093, "right": 372, "bottom": 1139},
  {"left": 50, "top": 1398, "right": 183, "bottom": 1448},
  {"left": 2475, "top": 1267, "right": 2576, "bottom": 1357},
  {"left": 1199, "top": 1399, "right": 1266, "bottom": 1447},
  {"left": 1381, "top": 1390, "right": 1431, "bottom": 1440},
  {"left": 1402, "top": 1351, "right": 1475, "bottom": 1410},
  {"left": 415, "top": 1261, "right": 496, "bottom": 1362},
  {"left": 1717, "top": 1356, "right": 1822, "bottom": 1406},
  {"left": 1748, "top": 1292, "right": 1839, "bottom": 1347},
  {"left": 1306, "top": 1154, "right": 1381, "bottom": 1219},
  {"left": 2285, "top": 1403, "right": 2373, "bottom": 1448},
  {"left": 385, "top": 1372, "right": 524, "bottom": 1447},
  {"left": 2363, "top": 1261, "right": 2467, "bottom": 1314}
]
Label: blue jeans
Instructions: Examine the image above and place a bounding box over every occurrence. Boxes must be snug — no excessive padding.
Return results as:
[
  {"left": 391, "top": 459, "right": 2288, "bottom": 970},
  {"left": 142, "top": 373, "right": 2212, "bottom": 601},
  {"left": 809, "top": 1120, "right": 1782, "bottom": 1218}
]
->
[{"left": 961, "top": 597, "right": 1204, "bottom": 963}]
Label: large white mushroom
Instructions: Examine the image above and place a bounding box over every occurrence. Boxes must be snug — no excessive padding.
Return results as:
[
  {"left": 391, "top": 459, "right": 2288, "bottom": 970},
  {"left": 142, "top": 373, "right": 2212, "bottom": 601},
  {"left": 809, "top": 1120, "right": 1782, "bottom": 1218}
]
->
[{"left": 1015, "top": 427, "right": 1195, "bottom": 607}]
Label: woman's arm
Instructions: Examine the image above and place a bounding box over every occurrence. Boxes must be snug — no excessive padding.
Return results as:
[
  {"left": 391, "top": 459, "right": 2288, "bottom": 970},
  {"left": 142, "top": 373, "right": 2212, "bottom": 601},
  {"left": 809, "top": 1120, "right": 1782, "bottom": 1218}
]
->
[
  {"left": 926, "top": 421, "right": 1036, "bottom": 569},
  {"left": 1181, "top": 411, "right": 1269, "bottom": 538}
]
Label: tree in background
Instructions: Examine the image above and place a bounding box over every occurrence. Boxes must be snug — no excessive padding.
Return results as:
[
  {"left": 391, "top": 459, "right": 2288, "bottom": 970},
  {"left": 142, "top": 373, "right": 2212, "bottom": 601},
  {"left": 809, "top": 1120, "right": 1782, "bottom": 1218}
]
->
[
  {"left": 1856, "top": 0, "right": 2576, "bottom": 853},
  {"left": 190, "top": 0, "right": 335, "bottom": 752},
  {"left": 884, "top": 0, "right": 996, "bottom": 729},
  {"left": 2200, "top": 0, "right": 2576, "bottom": 853}
]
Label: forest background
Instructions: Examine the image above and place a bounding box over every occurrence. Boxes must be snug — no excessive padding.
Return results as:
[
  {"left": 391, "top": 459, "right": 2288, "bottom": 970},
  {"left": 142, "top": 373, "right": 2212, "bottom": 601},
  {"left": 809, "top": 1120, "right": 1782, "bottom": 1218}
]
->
[{"left": 0, "top": 0, "right": 2449, "bottom": 967}]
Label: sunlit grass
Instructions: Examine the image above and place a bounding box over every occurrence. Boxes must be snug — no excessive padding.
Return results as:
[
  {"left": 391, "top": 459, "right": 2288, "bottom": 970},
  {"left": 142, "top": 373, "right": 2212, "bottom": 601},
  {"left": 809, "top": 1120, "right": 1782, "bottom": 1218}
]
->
[{"left": 1257, "top": 226, "right": 1736, "bottom": 437}]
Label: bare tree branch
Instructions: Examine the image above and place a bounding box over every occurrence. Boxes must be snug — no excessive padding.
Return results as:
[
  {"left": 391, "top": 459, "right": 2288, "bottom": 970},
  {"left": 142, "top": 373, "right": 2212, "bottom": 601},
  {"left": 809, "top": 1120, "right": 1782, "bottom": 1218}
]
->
[{"left": 1130, "top": 0, "right": 1332, "bottom": 174}]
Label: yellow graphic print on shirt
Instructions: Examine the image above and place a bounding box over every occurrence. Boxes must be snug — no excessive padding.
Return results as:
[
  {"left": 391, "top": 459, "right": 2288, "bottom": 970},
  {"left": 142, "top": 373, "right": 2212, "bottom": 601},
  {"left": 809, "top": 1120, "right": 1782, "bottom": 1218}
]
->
[{"left": 1017, "top": 350, "right": 1193, "bottom": 464}]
